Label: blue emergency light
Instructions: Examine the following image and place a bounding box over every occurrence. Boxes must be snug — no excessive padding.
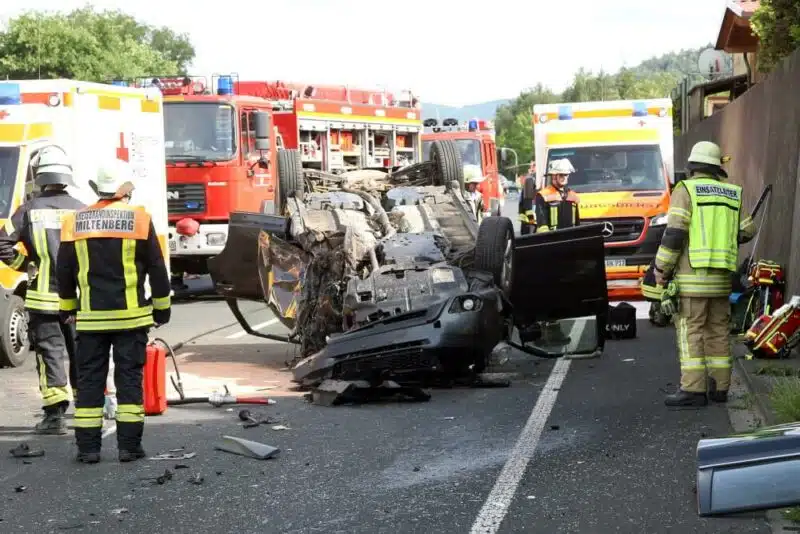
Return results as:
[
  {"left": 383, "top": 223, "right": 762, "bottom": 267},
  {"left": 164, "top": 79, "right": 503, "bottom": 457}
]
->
[
  {"left": 0, "top": 83, "right": 22, "bottom": 105},
  {"left": 111, "top": 80, "right": 128, "bottom": 87},
  {"left": 217, "top": 76, "right": 233, "bottom": 96},
  {"left": 468, "top": 119, "right": 478, "bottom": 131},
  {"left": 558, "top": 105, "right": 573, "bottom": 120},
  {"left": 632, "top": 101, "right": 648, "bottom": 117},
  {"left": 185, "top": 201, "right": 199, "bottom": 210}
]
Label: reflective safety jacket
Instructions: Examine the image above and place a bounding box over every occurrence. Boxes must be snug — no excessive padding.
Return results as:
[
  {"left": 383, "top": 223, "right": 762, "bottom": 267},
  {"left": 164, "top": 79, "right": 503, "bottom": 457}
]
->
[
  {"left": 534, "top": 184, "right": 580, "bottom": 233},
  {"left": 640, "top": 260, "right": 664, "bottom": 302},
  {"left": 0, "top": 190, "right": 86, "bottom": 313},
  {"left": 654, "top": 174, "right": 757, "bottom": 297},
  {"left": 57, "top": 200, "right": 171, "bottom": 332},
  {"left": 518, "top": 176, "right": 536, "bottom": 227}
]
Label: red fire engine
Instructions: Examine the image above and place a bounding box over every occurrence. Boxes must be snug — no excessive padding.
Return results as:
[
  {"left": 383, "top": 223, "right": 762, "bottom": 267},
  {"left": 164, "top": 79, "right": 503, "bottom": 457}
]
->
[
  {"left": 422, "top": 118, "right": 516, "bottom": 216},
  {"left": 118, "top": 74, "right": 298, "bottom": 289},
  {"left": 235, "top": 81, "right": 424, "bottom": 173}
]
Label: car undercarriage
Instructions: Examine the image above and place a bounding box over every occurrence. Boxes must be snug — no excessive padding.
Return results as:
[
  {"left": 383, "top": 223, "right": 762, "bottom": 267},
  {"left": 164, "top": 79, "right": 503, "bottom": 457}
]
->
[{"left": 208, "top": 140, "right": 610, "bottom": 395}]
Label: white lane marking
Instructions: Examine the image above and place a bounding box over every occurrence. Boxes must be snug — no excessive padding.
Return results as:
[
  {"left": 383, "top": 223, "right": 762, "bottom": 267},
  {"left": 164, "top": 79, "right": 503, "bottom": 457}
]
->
[
  {"left": 470, "top": 318, "right": 586, "bottom": 534},
  {"left": 226, "top": 318, "right": 280, "bottom": 339}
]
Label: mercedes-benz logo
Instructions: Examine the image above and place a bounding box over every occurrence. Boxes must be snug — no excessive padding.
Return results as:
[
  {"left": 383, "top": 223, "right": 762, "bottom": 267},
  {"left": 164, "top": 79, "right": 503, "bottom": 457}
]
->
[{"left": 601, "top": 221, "right": 614, "bottom": 238}]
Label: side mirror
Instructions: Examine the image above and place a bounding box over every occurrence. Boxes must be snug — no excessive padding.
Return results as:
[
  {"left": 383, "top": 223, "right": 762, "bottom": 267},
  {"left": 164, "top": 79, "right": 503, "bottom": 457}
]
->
[{"left": 253, "top": 111, "right": 271, "bottom": 151}]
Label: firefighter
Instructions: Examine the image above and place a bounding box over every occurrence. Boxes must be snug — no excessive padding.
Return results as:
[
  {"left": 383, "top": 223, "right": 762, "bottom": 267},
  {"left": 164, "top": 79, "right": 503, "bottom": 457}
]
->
[
  {"left": 518, "top": 174, "right": 537, "bottom": 235},
  {"left": 57, "top": 162, "right": 171, "bottom": 463},
  {"left": 654, "top": 141, "right": 756, "bottom": 407},
  {"left": 0, "top": 146, "right": 86, "bottom": 434},
  {"left": 534, "top": 158, "right": 580, "bottom": 233},
  {"left": 463, "top": 165, "right": 486, "bottom": 221}
]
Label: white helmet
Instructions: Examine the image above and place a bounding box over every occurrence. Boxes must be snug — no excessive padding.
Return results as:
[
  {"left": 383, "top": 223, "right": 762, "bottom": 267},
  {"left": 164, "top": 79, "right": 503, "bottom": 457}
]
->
[
  {"left": 91, "top": 161, "right": 135, "bottom": 199},
  {"left": 32, "top": 146, "right": 75, "bottom": 187},
  {"left": 463, "top": 164, "right": 486, "bottom": 184},
  {"left": 547, "top": 158, "right": 576, "bottom": 175}
]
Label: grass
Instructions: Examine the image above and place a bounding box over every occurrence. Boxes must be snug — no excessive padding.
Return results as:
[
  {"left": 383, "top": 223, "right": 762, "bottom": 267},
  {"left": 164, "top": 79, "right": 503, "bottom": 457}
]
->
[
  {"left": 769, "top": 376, "right": 800, "bottom": 423},
  {"left": 783, "top": 507, "right": 800, "bottom": 524}
]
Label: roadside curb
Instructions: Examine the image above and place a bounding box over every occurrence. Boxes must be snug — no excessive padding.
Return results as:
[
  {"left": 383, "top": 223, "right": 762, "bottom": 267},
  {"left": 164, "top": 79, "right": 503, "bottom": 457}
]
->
[{"left": 732, "top": 354, "right": 778, "bottom": 427}]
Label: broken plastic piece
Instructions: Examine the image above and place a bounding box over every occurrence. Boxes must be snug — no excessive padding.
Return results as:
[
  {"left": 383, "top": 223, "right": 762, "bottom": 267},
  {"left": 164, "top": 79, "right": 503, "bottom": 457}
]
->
[
  {"left": 10, "top": 443, "right": 44, "bottom": 458},
  {"left": 215, "top": 435, "right": 280, "bottom": 460},
  {"left": 149, "top": 452, "right": 196, "bottom": 461}
]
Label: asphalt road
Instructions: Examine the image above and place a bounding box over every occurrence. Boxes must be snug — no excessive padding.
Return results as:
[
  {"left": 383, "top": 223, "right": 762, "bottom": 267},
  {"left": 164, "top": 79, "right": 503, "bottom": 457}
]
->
[{"left": 0, "top": 195, "right": 774, "bottom": 533}]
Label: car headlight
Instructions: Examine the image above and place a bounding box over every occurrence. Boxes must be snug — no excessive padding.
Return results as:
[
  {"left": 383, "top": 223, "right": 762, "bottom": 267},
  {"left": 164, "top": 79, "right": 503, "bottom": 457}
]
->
[
  {"left": 462, "top": 298, "right": 476, "bottom": 311},
  {"left": 650, "top": 213, "right": 669, "bottom": 226}
]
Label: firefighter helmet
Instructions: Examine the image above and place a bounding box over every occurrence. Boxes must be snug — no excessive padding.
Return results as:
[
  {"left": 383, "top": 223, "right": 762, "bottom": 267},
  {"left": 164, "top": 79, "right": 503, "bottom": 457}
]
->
[
  {"left": 547, "top": 158, "right": 575, "bottom": 175},
  {"left": 687, "top": 141, "right": 727, "bottom": 167},
  {"left": 91, "top": 161, "right": 135, "bottom": 199},
  {"left": 463, "top": 164, "right": 486, "bottom": 184},
  {"left": 32, "top": 146, "right": 75, "bottom": 188}
]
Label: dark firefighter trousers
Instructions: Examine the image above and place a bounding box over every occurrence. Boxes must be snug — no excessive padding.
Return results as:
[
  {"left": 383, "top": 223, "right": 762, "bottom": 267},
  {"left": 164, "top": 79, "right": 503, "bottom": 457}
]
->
[
  {"left": 74, "top": 328, "right": 148, "bottom": 453},
  {"left": 28, "top": 313, "right": 77, "bottom": 412}
]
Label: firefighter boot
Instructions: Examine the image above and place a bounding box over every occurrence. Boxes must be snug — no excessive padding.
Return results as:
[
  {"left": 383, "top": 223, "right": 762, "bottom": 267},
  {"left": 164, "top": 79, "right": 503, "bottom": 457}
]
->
[
  {"left": 707, "top": 377, "right": 728, "bottom": 403},
  {"left": 35, "top": 403, "right": 68, "bottom": 435},
  {"left": 118, "top": 446, "right": 146, "bottom": 463},
  {"left": 76, "top": 452, "right": 101, "bottom": 464},
  {"left": 664, "top": 388, "right": 708, "bottom": 407}
]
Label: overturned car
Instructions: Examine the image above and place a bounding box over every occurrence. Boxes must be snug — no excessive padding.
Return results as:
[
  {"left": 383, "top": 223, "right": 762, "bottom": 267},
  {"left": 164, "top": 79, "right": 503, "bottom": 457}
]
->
[{"left": 209, "top": 140, "right": 610, "bottom": 390}]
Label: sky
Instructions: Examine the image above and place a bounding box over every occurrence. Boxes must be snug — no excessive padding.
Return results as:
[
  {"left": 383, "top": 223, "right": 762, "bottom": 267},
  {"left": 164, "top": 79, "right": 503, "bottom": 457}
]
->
[{"left": 0, "top": 0, "right": 731, "bottom": 106}]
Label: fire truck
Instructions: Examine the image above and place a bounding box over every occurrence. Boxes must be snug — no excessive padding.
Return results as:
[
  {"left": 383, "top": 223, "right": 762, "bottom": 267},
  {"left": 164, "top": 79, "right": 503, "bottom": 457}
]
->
[
  {"left": 235, "top": 81, "right": 424, "bottom": 173},
  {"left": 422, "top": 118, "right": 515, "bottom": 216},
  {"left": 117, "top": 75, "right": 297, "bottom": 289}
]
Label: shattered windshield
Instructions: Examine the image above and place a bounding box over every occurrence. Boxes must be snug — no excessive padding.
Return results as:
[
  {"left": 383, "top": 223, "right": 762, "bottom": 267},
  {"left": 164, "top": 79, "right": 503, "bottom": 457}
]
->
[
  {"left": 547, "top": 145, "right": 666, "bottom": 193},
  {"left": 0, "top": 147, "right": 20, "bottom": 219},
  {"left": 423, "top": 139, "right": 482, "bottom": 167},
  {"left": 163, "top": 102, "right": 236, "bottom": 162}
]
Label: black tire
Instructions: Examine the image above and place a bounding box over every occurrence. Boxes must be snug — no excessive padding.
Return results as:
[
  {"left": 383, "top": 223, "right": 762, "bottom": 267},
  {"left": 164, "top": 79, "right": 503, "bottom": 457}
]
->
[
  {"left": 277, "top": 149, "right": 303, "bottom": 214},
  {"left": 474, "top": 216, "right": 514, "bottom": 297},
  {"left": 430, "top": 140, "right": 464, "bottom": 189},
  {"left": 0, "top": 294, "right": 29, "bottom": 368}
]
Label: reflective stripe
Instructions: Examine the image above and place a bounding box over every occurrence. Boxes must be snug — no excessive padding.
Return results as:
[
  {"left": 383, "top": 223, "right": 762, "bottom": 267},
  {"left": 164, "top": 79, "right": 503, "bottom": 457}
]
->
[
  {"left": 549, "top": 206, "right": 557, "bottom": 230},
  {"left": 59, "top": 298, "right": 78, "bottom": 311},
  {"left": 77, "top": 306, "right": 153, "bottom": 320},
  {"left": 655, "top": 246, "right": 679, "bottom": 266},
  {"left": 674, "top": 272, "right": 731, "bottom": 297},
  {"left": 75, "top": 240, "right": 91, "bottom": 311},
  {"left": 676, "top": 316, "right": 706, "bottom": 371},
  {"left": 9, "top": 251, "right": 26, "bottom": 270},
  {"left": 116, "top": 403, "right": 144, "bottom": 423},
  {"left": 536, "top": 225, "right": 550, "bottom": 233},
  {"left": 668, "top": 206, "right": 691, "bottom": 222},
  {"left": 37, "top": 353, "right": 70, "bottom": 406},
  {"left": 152, "top": 296, "right": 170, "bottom": 310},
  {"left": 706, "top": 356, "right": 732, "bottom": 369},
  {"left": 76, "top": 315, "right": 154, "bottom": 332},
  {"left": 122, "top": 239, "right": 138, "bottom": 309},
  {"left": 74, "top": 407, "right": 104, "bottom": 428},
  {"left": 32, "top": 226, "right": 49, "bottom": 294}
]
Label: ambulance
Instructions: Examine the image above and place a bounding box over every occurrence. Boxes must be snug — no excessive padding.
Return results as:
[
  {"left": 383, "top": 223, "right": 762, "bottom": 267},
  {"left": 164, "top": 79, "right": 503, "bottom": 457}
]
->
[
  {"left": 0, "top": 80, "right": 169, "bottom": 368},
  {"left": 532, "top": 99, "right": 675, "bottom": 300}
]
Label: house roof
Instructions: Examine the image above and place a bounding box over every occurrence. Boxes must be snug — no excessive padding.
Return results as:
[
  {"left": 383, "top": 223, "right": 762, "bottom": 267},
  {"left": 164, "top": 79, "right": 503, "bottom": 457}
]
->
[{"left": 716, "top": 0, "right": 760, "bottom": 53}]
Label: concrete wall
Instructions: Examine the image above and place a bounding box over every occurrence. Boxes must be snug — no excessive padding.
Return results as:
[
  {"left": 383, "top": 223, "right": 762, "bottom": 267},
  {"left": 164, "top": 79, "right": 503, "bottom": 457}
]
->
[{"left": 675, "top": 47, "right": 800, "bottom": 293}]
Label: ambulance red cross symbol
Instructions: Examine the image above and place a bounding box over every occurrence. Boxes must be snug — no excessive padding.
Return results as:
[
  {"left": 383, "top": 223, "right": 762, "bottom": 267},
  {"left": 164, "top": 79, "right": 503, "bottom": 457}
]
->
[
  {"left": 0, "top": 110, "right": 8, "bottom": 120},
  {"left": 116, "top": 132, "right": 129, "bottom": 162}
]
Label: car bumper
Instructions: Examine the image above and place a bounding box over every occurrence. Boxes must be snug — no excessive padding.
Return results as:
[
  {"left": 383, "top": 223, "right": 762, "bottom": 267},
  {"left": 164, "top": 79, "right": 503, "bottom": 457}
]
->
[{"left": 604, "top": 224, "right": 666, "bottom": 299}]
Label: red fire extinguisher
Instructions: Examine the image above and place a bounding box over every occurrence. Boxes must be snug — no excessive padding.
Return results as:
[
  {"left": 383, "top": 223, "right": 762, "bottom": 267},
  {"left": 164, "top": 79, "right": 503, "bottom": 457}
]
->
[{"left": 143, "top": 338, "right": 184, "bottom": 416}]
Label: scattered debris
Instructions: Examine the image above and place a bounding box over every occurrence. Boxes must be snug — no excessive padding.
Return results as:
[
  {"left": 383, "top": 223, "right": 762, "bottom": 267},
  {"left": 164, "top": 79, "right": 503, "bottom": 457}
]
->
[
  {"left": 412, "top": 466, "right": 421, "bottom": 472},
  {"left": 149, "top": 451, "right": 196, "bottom": 461},
  {"left": 174, "top": 464, "right": 190, "bottom": 470},
  {"left": 443, "top": 417, "right": 456, "bottom": 421},
  {"left": 238, "top": 409, "right": 277, "bottom": 428},
  {"left": 526, "top": 495, "right": 536, "bottom": 500},
  {"left": 271, "top": 425, "right": 290, "bottom": 431},
  {"left": 190, "top": 473, "right": 204, "bottom": 485},
  {"left": 140, "top": 469, "right": 174, "bottom": 485},
  {"left": 111, "top": 508, "right": 129, "bottom": 515},
  {"left": 215, "top": 435, "right": 280, "bottom": 460},
  {"left": 550, "top": 425, "right": 560, "bottom": 431},
  {"left": 10, "top": 443, "right": 44, "bottom": 458},
  {"left": 307, "top": 379, "right": 431, "bottom": 406},
  {"left": 622, "top": 358, "right": 635, "bottom": 362},
  {"left": 14, "top": 485, "right": 26, "bottom": 493}
]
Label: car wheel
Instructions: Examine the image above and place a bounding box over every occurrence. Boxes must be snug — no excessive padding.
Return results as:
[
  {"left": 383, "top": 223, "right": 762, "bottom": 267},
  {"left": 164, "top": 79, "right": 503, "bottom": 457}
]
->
[
  {"left": 430, "top": 140, "right": 464, "bottom": 189},
  {"left": 0, "top": 295, "right": 29, "bottom": 368},
  {"left": 277, "top": 149, "right": 303, "bottom": 214},
  {"left": 474, "top": 216, "right": 514, "bottom": 297}
]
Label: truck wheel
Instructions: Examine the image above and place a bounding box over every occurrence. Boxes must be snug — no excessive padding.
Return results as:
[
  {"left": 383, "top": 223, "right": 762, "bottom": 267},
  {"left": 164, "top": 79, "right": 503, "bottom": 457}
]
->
[
  {"left": 474, "top": 216, "right": 514, "bottom": 297},
  {"left": 430, "top": 140, "right": 464, "bottom": 189},
  {"left": 277, "top": 149, "right": 303, "bottom": 214},
  {"left": 0, "top": 295, "right": 29, "bottom": 368}
]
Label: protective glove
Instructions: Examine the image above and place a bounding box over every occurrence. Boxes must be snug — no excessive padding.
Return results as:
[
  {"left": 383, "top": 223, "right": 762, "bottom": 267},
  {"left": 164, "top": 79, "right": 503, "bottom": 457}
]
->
[
  {"left": 660, "top": 280, "right": 679, "bottom": 316},
  {"left": 153, "top": 308, "right": 171, "bottom": 326}
]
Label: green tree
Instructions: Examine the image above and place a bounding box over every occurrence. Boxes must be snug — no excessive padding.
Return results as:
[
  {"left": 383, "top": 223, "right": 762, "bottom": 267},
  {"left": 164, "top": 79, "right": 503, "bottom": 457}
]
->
[
  {"left": 751, "top": 0, "right": 800, "bottom": 73},
  {"left": 0, "top": 7, "right": 195, "bottom": 81}
]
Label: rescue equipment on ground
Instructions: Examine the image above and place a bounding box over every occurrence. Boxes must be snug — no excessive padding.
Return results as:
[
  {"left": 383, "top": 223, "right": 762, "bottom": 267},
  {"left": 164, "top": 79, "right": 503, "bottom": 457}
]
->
[
  {"left": 744, "top": 296, "right": 800, "bottom": 359},
  {"left": 605, "top": 302, "right": 637, "bottom": 339}
]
